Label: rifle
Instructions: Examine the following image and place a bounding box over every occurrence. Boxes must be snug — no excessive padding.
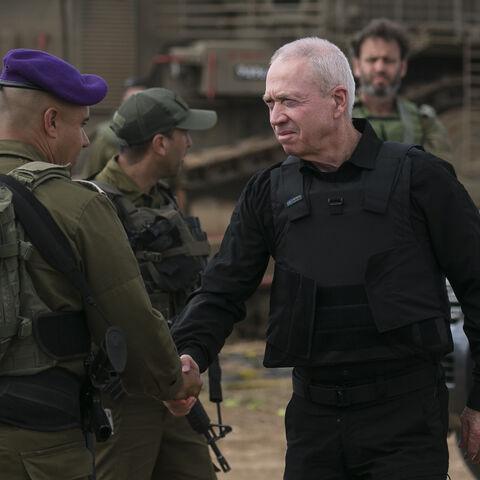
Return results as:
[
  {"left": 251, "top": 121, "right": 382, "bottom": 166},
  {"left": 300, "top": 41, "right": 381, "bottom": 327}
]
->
[
  {"left": 186, "top": 356, "right": 232, "bottom": 472},
  {"left": 175, "top": 216, "right": 232, "bottom": 472}
]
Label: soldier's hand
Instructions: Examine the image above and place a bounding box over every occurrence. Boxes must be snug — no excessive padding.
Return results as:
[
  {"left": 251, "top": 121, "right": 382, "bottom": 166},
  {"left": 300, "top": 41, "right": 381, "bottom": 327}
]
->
[
  {"left": 163, "top": 354, "right": 202, "bottom": 416},
  {"left": 460, "top": 406, "right": 480, "bottom": 463},
  {"left": 163, "top": 396, "right": 197, "bottom": 416},
  {"left": 178, "top": 354, "right": 202, "bottom": 398}
]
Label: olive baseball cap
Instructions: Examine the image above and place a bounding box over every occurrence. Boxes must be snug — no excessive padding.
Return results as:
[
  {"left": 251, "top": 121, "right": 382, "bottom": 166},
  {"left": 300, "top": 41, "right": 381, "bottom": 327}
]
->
[{"left": 111, "top": 87, "right": 217, "bottom": 146}]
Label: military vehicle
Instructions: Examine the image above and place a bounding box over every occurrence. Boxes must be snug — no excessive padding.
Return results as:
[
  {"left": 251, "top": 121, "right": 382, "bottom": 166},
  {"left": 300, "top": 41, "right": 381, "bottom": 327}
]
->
[{"left": 0, "top": 0, "right": 479, "bottom": 475}]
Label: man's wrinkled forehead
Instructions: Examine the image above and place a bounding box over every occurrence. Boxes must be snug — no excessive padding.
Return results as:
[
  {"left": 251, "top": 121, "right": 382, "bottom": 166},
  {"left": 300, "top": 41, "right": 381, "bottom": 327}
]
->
[{"left": 264, "top": 57, "right": 315, "bottom": 97}]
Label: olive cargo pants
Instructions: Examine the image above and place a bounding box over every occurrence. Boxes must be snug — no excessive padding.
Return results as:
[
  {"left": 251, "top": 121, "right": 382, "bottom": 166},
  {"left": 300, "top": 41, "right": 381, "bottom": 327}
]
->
[
  {"left": 0, "top": 424, "right": 92, "bottom": 479},
  {"left": 95, "top": 394, "right": 216, "bottom": 480}
]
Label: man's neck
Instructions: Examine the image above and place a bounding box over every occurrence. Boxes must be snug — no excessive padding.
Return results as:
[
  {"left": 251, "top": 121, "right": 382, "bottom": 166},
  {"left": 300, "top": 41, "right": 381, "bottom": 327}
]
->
[
  {"left": 308, "top": 121, "right": 362, "bottom": 172},
  {"left": 117, "top": 154, "right": 156, "bottom": 194},
  {"left": 0, "top": 124, "right": 55, "bottom": 163},
  {"left": 359, "top": 91, "right": 396, "bottom": 117}
]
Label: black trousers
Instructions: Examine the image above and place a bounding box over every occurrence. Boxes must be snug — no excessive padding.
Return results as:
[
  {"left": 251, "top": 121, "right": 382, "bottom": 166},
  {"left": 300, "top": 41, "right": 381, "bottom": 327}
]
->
[{"left": 283, "top": 378, "right": 449, "bottom": 480}]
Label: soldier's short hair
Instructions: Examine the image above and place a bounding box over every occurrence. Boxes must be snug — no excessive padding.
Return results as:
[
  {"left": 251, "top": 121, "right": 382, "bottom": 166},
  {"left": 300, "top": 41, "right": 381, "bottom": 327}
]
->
[{"left": 350, "top": 18, "right": 410, "bottom": 60}]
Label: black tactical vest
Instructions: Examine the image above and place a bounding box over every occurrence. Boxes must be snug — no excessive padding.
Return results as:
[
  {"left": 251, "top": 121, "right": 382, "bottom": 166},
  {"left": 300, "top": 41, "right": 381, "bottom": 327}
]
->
[{"left": 266, "top": 142, "right": 452, "bottom": 368}]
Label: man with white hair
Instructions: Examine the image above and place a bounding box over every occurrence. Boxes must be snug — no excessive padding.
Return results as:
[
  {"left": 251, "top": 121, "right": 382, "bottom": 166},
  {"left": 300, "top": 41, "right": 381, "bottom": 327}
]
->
[{"left": 171, "top": 36, "right": 480, "bottom": 479}]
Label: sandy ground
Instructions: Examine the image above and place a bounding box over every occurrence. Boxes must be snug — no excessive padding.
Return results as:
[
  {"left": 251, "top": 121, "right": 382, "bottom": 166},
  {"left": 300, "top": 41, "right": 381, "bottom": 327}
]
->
[{"left": 200, "top": 340, "right": 477, "bottom": 480}]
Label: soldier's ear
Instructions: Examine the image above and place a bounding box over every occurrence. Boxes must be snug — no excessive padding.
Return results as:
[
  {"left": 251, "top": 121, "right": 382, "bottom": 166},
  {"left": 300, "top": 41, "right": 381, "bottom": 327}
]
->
[
  {"left": 43, "top": 107, "right": 59, "bottom": 138},
  {"left": 151, "top": 133, "right": 168, "bottom": 156},
  {"left": 401, "top": 59, "right": 408, "bottom": 78}
]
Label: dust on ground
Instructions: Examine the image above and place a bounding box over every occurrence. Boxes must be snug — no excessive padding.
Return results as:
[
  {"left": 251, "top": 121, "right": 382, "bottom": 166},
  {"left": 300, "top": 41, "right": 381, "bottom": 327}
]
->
[{"left": 200, "top": 340, "right": 476, "bottom": 480}]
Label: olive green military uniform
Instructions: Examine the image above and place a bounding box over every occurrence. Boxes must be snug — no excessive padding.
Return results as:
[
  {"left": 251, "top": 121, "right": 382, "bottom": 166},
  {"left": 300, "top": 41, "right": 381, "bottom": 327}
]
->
[
  {"left": 93, "top": 157, "right": 216, "bottom": 480},
  {"left": 353, "top": 96, "right": 452, "bottom": 162},
  {"left": 0, "top": 141, "right": 183, "bottom": 480}
]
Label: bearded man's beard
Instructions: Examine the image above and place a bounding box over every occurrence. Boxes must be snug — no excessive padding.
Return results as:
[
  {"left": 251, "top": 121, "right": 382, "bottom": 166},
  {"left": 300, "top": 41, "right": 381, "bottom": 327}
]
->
[{"left": 360, "top": 72, "right": 402, "bottom": 99}]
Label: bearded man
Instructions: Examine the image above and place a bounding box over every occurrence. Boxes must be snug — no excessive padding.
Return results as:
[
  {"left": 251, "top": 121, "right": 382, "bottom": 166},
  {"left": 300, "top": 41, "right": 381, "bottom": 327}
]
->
[{"left": 350, "top": 18, "right": 452, "bottom": 161}]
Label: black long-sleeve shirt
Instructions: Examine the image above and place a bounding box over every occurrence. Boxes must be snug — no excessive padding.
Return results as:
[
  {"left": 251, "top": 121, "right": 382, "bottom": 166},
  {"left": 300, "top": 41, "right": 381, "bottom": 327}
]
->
[{"left": 172, "top": 119, "right": 480, "bottom": 409}]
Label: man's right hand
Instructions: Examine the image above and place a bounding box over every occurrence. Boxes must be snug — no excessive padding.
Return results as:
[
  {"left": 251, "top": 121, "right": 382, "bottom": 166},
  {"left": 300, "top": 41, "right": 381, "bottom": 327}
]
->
[
  {"left": 460, "top": 406, "right": 480, "bottom": 462},
  {"left": 163, "top": 354, "right": 202, "bottom": 416}
]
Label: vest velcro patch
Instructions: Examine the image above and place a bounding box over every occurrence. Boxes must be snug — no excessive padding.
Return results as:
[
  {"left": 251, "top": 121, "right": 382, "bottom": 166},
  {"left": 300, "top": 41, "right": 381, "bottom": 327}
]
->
[{"left": 285, "top": 195, "right": 303, "bottom": 207}]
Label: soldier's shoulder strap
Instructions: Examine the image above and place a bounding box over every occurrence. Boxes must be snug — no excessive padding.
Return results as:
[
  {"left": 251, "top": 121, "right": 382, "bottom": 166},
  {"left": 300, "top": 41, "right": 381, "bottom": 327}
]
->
[
  {"left": 9, "top": 161, "right": 70, "bottom": 191},
  {"left": 83, "top": 179, "right": 139, "bottom": 234},
  {"left": 364, "top": 141, "right": 423, "bottom": 214},
  {"left": 270, "top": 155, "right": 310, "bottom": 222},
  {"left": 0, "top": 173, "right": 94, "bottom": 304}
]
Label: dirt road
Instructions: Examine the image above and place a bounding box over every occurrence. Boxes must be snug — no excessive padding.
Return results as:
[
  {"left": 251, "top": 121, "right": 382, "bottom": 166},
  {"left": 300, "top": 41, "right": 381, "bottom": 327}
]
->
[{"left": 201, "top": 340, "right": 476, "bottom": 480}]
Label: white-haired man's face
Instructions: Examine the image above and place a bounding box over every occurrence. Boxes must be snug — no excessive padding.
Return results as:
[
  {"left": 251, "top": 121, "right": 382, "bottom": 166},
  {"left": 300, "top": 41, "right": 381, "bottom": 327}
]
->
[{"left": 263, "top": 57, "right": 341, "bottom": 163}]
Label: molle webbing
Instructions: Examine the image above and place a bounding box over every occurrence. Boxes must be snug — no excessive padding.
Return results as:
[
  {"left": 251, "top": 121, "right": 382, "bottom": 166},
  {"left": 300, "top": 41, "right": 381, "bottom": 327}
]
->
[
  {"left": 0, "top": 187, "right": 21, "bottom": 346},
  {"left": 396, "top": 97, "right": 416, "bottom": 144},
  {"left": 91, "top": 180, "right": 209, "bottom": 314},
  {"left": 0, "top": 169, "right": 91, "bottom": 372},
  {"left": 92, "top": 180, "right": 210, "bottom": 260},
  {"left": 0, "top": 173, "right": 95, "bottom": 305}
]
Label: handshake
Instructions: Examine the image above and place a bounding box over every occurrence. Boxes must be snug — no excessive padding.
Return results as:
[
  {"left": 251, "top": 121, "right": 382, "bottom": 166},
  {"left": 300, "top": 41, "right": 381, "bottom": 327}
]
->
[
  {"left": 163, "top": 354, "right": 203, "bottom": 416},
  {"left": 163, "top": 353, "right": 232, "bottom": 472}
]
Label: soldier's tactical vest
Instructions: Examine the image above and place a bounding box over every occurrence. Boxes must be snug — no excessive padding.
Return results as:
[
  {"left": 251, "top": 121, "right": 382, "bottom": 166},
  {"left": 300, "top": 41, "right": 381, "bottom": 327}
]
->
[
  {"left": 353, "top": 97, "right": 433, "bottom": 145},
  {"left": 92, "top": 181, "right": 210, "bottom": 319},
  {"left": 0, "top": 162, "right": 90, "bottom": 376},
  {"left": 266, "top": 141, "right": 452, "bottom": 368}
]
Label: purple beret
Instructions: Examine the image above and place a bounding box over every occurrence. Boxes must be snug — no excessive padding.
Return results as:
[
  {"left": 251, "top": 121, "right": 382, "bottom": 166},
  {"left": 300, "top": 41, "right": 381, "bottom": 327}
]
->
[{"left": 0, "top": 49, "right": 108, "bottom": 106}]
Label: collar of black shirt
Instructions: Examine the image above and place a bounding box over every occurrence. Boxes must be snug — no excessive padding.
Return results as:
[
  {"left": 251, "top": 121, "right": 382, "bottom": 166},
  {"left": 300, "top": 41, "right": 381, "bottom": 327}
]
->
[{"left": 300, "top": 118, "right": 383, "bottom": 177}]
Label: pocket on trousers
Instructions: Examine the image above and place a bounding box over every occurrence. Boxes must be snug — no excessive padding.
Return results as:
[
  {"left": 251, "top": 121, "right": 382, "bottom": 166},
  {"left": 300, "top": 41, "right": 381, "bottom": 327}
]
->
[
  {"left": 420, "top": 382, "right": 449, "bottom": 439},
  {"left": 21, "top": 440, "right": 92, "bottom": 480}
]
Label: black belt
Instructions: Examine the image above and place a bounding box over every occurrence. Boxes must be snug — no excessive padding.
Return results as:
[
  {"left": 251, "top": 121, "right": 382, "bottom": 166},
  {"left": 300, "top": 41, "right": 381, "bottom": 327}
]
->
[
  {"left": 0, "top": 368, "right": 82, "bottom": 431},
  {"left": 292, "top": 364, "right": 439, "bottom": 408}
]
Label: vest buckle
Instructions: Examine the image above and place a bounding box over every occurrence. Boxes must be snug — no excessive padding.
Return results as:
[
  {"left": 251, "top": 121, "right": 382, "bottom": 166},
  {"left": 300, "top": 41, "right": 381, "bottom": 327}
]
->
[
  {"left": 335, "top": 386, "right": 349, "bottom": 407},
  {"left": 327, "top": 197, "right": 344, "bottom": 215}
]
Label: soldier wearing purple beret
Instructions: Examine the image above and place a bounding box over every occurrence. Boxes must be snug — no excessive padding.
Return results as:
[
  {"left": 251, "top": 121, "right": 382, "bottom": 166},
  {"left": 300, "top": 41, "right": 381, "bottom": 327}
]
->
[{"left": 0, "top": 49, "right": 202, "bottom": 480}]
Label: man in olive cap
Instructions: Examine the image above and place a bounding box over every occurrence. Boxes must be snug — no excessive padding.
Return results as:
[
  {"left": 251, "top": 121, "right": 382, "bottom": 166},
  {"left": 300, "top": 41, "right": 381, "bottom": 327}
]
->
[
  {"left": 0, "top": 51, "right": 201, "bottom": 480},
  {"left": 92, "top": 87, "right": 217, "bottom": 480},
  {"left": 84, "top": 79, "right": 189, "bottom": 214},
  {"left": 84, "top": 76, "right": 150, "bottom": 178}
]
